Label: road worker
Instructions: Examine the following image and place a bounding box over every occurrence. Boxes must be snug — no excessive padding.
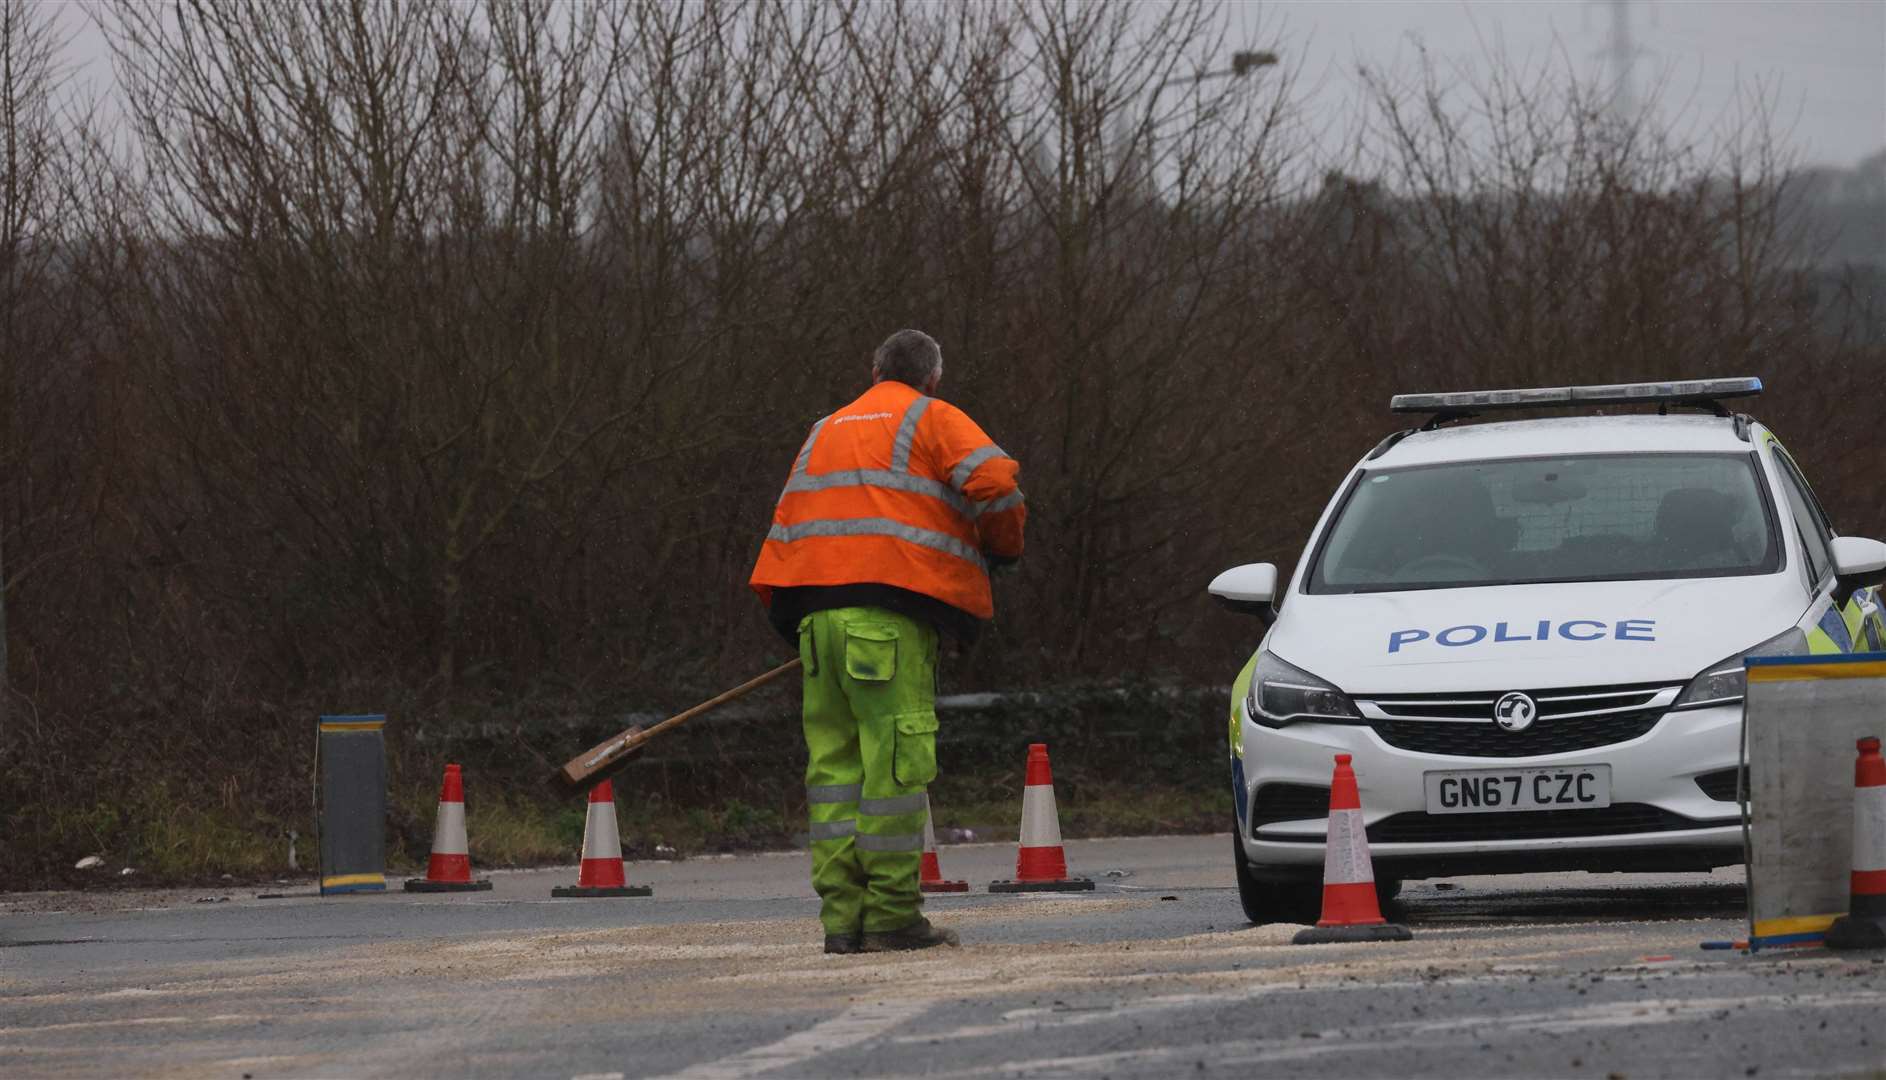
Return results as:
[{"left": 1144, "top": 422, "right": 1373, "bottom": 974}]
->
[{"left": 750, "top": 329, "right": 1026, "bottom": 953}]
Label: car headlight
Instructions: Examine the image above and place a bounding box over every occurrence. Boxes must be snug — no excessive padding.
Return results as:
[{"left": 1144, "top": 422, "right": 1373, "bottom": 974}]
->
[
  {"left": 1672, "top": 626, "right": 1810, "bottom": 710},
  {"left": 1244, "top": 651, "right": 1363, "bottom": 728}
]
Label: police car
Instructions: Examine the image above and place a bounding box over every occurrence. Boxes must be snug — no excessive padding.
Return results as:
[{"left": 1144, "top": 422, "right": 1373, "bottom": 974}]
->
[{"left": 1208, "top": 378, "right": 1886, "bottom": 925}]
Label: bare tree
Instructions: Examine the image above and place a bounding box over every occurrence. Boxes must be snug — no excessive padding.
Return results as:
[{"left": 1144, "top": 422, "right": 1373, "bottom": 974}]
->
[
  {"left": 0, "top": 0, "right": 81, "bottom": 749},
  {"left": 7, "top": 0, "right": 1877, "bottom": 886}
]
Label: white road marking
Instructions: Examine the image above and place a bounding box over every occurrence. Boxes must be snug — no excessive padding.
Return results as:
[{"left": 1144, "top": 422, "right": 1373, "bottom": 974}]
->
[
  {"left": 0, "top": 1013, "right": 259, "bottom": 1036},
  {"left": 664, "top": 1000, "right": 930, "bottom": 1079}
]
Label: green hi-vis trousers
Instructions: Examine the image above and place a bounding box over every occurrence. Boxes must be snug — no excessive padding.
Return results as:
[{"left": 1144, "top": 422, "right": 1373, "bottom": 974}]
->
[{"left": 798, "top": 606, "right": 940, "bottom": 936}]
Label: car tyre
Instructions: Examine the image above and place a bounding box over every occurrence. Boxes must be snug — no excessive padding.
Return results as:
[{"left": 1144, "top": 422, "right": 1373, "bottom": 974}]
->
[
  {"left": 1232, "top": 828, "right": 1321, "bottom": 926},
  {"left": 1377, "top": 876, "right": 1403, "bottom": 904}
]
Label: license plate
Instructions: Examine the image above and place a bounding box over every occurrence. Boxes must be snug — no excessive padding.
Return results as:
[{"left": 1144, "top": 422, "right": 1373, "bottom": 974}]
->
[{"left": 1424, "top": 765, "right": 1612, "bottom": 815}]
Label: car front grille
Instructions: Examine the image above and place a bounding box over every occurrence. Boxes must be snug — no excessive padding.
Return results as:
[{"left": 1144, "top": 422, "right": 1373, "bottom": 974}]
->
[
  {"left": 1363, "top": 804, "right": 1736, "bottom": 844},
  {"left": 1352, "top": 681, "right": 1683, "bottom": 758}
]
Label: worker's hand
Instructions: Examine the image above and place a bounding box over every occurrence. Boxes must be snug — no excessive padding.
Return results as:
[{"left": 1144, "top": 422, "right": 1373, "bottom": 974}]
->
[{"left": 986, "top": 552, "right": 1020, "bottom": 574}]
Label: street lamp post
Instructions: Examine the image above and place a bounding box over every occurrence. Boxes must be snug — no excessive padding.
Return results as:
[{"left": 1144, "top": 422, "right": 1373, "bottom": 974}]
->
[
  {"left": 1130, "top": 49, "right": 1279, "bottom": 188},
  {"left": 1217, "top": 49, "right": 1281, "bottom": 84}
]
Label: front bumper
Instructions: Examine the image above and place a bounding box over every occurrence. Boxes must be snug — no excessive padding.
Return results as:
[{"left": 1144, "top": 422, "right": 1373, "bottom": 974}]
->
[{"left": 1235, "top": 698, "right": 1745, "bottom": 881}]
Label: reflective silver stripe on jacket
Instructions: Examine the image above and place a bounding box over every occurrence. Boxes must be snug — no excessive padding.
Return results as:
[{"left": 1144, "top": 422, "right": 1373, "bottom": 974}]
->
[
  {"left": 784, "top": 468, "right": 971, "bottom": 516},
  {"left": 768, "top": 519, "right": 985, "bottom": 566},
  {"left": 949, "top": 443, "right": 1008, "bottom": 491},
  {"left": 890, "top": 397, "right": 933, "bottom": 472},
  {"left": 854, "top": 831, "right": 923, "bottom": 852},
  {"left": 792, "top": 417, "right": 829, "bottom": 476},
  {"left": 978, "top": 491, "right": 1025, "bottom": 516},
  {"left": 807, "top": 783, "right": 862, "bottom": 804},
  {"left": 858, "top": 793, "right": 928, "bottom": 817},
  {"left": 808, "top": 819, "right": 857, "bottom": 841}
]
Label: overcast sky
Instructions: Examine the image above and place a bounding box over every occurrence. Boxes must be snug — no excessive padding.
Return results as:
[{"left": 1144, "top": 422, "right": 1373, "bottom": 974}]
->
[
  {"left": 50, "top": 0, "right": 1885, "bottom": 171},
  {"left": 1240, "top": 0, "right": 1884, "bottom": 169}
]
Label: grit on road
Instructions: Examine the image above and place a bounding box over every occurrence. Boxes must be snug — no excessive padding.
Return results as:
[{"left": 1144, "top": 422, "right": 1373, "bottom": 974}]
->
[{"left": 3, "top": 836, "right": 1883, "bottom": 1079}]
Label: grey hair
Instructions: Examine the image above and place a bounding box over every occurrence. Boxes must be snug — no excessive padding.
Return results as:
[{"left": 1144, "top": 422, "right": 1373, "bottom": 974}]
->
[{"left": 872, "top": 329, "right": 943, "bottom": 389}]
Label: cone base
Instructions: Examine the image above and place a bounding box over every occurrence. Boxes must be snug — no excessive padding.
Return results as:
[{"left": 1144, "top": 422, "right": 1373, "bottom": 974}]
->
[
  {"left": 990, "top": 877, "right": 1095, "bottom": 893},
  {"left": 551, "top": 885, "right": 653, "bottom": 898},
  {"left": 1825, "top": 915, "right": 1886, "bottom": 950},
  {"left": 404, "top": 879, "right": 493, "bottom": 892},
  {"left": 1293, "top": 922, "right": 1412, "bottom": 945},
  {"left": 921, "top": 880, "right": 969, "bottom": 893}
]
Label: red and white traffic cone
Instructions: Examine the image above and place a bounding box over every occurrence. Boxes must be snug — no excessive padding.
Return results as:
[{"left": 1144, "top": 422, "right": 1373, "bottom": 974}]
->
[
  {"left": 1827, "top": 735, "right": 1886, "bottom": 950},
  {"left": 405, "top": 764, "right": 493, "bottom": 893},
  {"left": 990, "top": 743, "right": 1094, "bottom": 892},
  {"left": 552, "top": 780, "right": 652, "bottom": 898},
  {"left": 919, "top": 794, "right": 967, "bottom": 893},
  {"left": 1293, "top": 753, "right": 1410, "bottom": 944}
]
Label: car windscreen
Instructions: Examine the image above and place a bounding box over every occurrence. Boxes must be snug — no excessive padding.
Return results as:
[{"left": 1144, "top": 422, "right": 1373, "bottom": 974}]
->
[{"left": 1307, "top": 452, "right": 1779, "bottom": 593}]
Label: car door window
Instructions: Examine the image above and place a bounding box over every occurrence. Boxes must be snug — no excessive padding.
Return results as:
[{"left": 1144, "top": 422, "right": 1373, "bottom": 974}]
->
[{"left": 1772, "top": 451, "right": 1833, "bottom": 588}]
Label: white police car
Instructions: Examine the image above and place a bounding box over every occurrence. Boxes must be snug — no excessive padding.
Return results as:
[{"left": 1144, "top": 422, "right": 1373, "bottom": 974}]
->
[{"left": 1209, "top": 378, "right": 1886, "bottom": 925}]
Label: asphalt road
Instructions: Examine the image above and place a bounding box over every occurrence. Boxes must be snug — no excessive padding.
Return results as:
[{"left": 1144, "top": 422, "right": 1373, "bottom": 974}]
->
[{"left": 3, "top": 835, "right": 1883, "bottom": 1079}]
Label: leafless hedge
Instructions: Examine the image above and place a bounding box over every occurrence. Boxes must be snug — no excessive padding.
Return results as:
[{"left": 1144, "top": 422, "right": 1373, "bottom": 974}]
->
[{"left": 1, "top": 0, "right": 1876, "bottom": 881}]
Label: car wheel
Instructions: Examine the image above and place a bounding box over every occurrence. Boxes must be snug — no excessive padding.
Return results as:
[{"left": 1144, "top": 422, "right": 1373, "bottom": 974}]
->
[
  {"left": 1377, "top": 876, "right": 1403, "bottom": 904},
  {"left": 1232, "top": 829, "right": 1321, "bottom": 926}
]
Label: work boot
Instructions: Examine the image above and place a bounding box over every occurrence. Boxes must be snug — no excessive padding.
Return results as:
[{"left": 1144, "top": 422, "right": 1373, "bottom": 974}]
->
[
  {"left": 860, "top": 918, "right": 959, "bottom": 952},
  {"left": 823, "top": 933, "right": 863, "bottom": 955}
]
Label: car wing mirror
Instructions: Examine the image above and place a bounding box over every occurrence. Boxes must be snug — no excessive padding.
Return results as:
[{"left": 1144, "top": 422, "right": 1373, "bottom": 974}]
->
[
  {"left": 1831, "top": 536, "right": 1886, "bottom": 607},
  {"left": 1209, "top": 563, "right": 1279, "bottom": 624}
]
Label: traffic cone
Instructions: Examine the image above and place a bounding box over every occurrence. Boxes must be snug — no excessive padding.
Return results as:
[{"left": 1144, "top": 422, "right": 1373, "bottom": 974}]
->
[
  {"left": 919, "top": 794, "right": 967, "bottom": 893},
  {"left": 1293, "top": 753, "right": 1411, "bottom": 944},
  {"left": 1827, "top": 735, "right": 1886, "bottom": 950},
  {"left": 552, "top": 780, "right": 652, "bottom": 898},
  {"left": 405, "top": 764, "right": 493, "bottom": 892},
  {"left": 990, "top": 743, "right": 1094, "bottom": 892}
]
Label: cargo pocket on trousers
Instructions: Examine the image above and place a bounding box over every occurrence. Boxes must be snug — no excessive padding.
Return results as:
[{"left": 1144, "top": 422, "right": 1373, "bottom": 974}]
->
[
  {"left": 893, "top": 713, "right": 939, "bottom": 787},
  {"left": 797, "top": 617, "right": 818, "bottom": 677},
  {"left": 844, "top": 624, "right": 898, "bottom": 683}
]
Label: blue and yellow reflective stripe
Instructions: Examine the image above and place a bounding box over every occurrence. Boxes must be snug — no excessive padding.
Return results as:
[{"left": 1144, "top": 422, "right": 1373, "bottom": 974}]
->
[
  {"left": 1815, "top": 605, "right": 1854, "bottom": 653},
  {"left": 1751, "top": 913, "right": 1836, "bottom": 948},
  {"left": 321, "top": 873, "right": 386, "bottom": 891},
  {"left": 1747, "top": 656, "right": 1886, "bottom": 681}
]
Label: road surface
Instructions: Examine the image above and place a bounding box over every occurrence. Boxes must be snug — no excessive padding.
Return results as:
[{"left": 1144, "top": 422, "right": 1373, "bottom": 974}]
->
[{"left": 3, "top": 835, "right": 1883, "bottom": 1078}]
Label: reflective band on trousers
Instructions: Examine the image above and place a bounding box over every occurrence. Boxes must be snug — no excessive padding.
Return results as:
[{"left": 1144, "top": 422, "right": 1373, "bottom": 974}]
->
[
  {"left": 891, "top": 397, "right": 933, "bottom": 472},
  {"left": 859, "top": 793, "right": 928, "bottom": 816},
  {"left": 769, "top": 518, "right": 985, "bottom": 566},
  {"left": 807, "top": 783, "right": 862, "bottom": 804},
  {"left": 855, "top": 832, "right": 923, "bottom": 852},
  {"left": 809, "top": 820, "right": 857, "bottom": 841},
  {"left": 950, "top": 443, "right": 1008, "bottom": 490}
]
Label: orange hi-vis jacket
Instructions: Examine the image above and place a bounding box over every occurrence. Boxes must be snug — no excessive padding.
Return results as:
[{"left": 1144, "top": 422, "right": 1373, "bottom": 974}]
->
[{"left": 750, "top": 380, "right": 1026, "bottom": 622}]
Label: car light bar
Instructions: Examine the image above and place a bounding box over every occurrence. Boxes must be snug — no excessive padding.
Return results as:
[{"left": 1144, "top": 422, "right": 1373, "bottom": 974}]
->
[{"left": 1390, "top": 377, "right": 1762, "bottom": 414}]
